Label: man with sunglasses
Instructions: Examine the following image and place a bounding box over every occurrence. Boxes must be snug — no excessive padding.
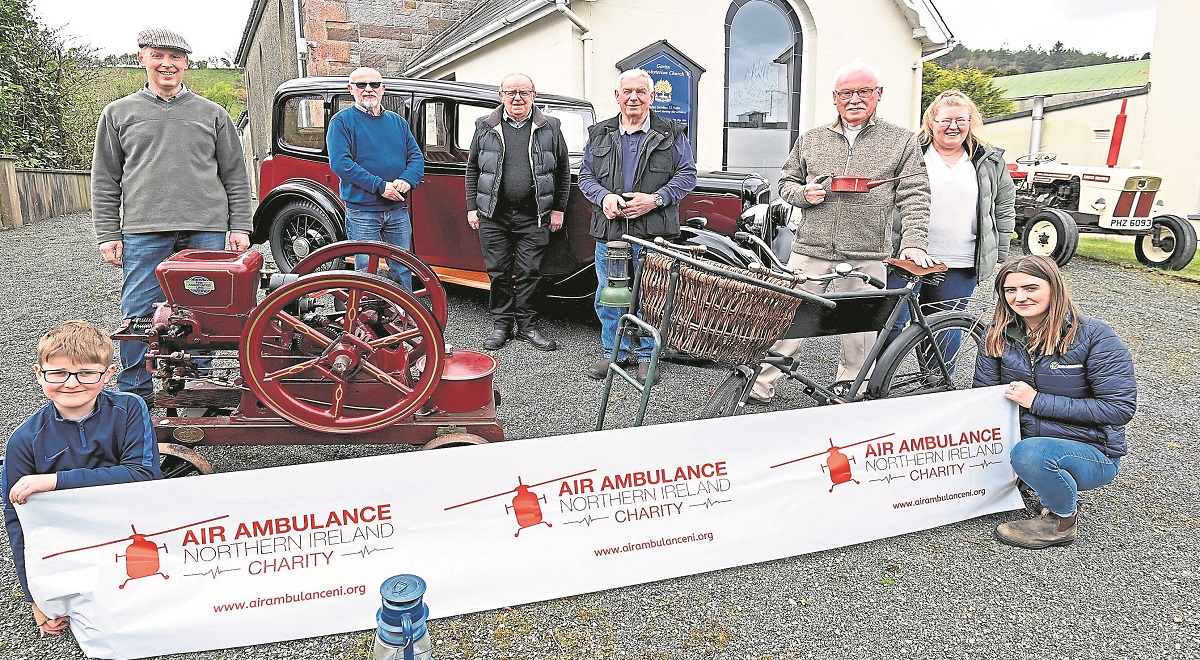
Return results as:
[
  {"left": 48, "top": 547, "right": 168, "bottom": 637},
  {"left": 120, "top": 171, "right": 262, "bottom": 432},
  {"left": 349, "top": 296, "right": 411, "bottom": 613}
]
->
[
  {"left": 465, "top": 73, "right": 570, "bottom": 351},
  {"left": 92, "top": 29, "right": 252, "bottom": 407},
  {"left": 751, "top": 60, "right": 933, "bottom": 404},
  {"left": 327, "top": 67, "right": 424, "bottom": 289}
]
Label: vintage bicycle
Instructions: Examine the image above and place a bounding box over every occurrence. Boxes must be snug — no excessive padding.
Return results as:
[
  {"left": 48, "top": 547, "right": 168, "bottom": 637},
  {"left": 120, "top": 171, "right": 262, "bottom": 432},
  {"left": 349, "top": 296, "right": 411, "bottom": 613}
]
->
[{"left": 595, "top": 234, "right": 987, "bottom": 429}]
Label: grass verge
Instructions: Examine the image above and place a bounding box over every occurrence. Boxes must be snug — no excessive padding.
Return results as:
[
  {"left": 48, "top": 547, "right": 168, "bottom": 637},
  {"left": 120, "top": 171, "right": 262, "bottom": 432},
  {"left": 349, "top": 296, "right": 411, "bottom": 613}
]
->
[{"left": 1073, "top": 236, "right": 1200, "bottom": 282}]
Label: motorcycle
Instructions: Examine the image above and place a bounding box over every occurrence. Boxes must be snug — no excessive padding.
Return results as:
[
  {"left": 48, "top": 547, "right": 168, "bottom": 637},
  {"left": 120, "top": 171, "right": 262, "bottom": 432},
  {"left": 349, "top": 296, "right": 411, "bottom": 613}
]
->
[{"left": 678, "top": 198, "right": 797, "bottom": 270}]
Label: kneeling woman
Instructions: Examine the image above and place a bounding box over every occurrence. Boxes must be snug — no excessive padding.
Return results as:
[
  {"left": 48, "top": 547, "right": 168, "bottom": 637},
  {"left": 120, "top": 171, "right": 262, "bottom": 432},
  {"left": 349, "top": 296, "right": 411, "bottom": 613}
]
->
[{"left": 974, "top": 255, "right": 1136, "bottom": 548}]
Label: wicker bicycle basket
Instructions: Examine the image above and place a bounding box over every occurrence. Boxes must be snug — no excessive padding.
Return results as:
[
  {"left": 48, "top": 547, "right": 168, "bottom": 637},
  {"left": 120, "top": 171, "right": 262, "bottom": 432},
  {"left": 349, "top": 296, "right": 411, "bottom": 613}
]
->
[{"left": 637, "top": 252, "right": 803, "bottom": 364}]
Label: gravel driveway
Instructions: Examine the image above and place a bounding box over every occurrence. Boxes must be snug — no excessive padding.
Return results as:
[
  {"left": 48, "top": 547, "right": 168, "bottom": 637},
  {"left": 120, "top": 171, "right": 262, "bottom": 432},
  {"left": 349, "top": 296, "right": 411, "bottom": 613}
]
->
[{"left": 1, "top": 213, "right": 1197, "bottom": 659}]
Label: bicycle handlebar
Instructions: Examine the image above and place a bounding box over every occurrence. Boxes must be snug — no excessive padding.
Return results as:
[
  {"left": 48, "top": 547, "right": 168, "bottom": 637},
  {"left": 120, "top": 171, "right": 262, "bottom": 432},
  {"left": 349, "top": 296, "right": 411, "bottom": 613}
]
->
[
  {"left": 729, "top": 233, "right": 886, "bottom": 289},
  {"left": 625, "top": 235, "right": 837, "bottom": 309}
]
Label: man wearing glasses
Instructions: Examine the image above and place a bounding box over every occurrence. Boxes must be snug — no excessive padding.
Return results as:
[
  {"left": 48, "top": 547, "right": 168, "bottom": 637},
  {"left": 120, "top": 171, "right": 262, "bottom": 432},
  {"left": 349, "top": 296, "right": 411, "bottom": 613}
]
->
[
  {"left": 327, "top": 67, "right": 425, "bottom": 289},
  {"left": 751, "top": 60, "right": 933, "bottom": 404},
  {"left": 465, "top": 73, "right": 570, "bottom": 351},
  {"left": 92, "top": 29, "right": 252, "bottom": 408}
]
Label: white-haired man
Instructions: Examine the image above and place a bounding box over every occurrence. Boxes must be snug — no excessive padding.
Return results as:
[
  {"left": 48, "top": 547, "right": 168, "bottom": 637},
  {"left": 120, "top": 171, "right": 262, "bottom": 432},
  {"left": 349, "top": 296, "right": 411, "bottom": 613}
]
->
[
  {"left": 579, "top": 69, "right": 697, "bottom": 385},
  {"left": 751, "top": 60, "right": 934, "bottom": 403}
]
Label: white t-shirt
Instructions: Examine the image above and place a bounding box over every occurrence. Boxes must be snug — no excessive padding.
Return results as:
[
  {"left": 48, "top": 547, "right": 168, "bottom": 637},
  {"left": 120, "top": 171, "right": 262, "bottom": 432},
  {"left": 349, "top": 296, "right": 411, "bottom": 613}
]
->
[{"left": 924, "top": 149, "right": 979, "bottom": 268}]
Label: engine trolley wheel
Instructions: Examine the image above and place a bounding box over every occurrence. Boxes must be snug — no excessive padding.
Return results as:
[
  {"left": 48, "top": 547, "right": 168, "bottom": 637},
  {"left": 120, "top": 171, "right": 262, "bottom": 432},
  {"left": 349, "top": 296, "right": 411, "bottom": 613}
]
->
[
  {"left": 159, "top": 443, "right": 215, "bottom": 478},
  {"left": 239, "top": 271, "right": 446, "bottom": 434},
  {"left": 290, "top": 240, "right": 449, "bottom": 330}
]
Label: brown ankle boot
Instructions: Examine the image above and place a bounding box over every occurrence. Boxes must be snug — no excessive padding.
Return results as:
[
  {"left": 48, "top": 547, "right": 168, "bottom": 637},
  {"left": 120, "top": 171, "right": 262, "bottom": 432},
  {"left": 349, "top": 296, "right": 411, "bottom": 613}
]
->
[{"left": 994, "top": 508, "right": 1078, "bottom": 549}]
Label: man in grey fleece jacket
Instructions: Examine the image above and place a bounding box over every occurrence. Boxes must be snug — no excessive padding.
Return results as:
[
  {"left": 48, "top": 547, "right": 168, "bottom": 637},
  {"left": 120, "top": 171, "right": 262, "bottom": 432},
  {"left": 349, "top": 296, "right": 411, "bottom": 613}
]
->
[
  {"left": 752, "top": 61, "right": 934, "bottom": 402},
  {"left": 91, "top": 29, "right": 252, "bottom": 405}
]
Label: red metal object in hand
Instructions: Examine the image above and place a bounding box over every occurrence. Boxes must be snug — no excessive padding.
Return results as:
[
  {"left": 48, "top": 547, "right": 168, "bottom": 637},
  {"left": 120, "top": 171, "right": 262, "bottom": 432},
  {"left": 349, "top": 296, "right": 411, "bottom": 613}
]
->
[{"left": 818, "top": 172, "right": 923, "bottom": 193}]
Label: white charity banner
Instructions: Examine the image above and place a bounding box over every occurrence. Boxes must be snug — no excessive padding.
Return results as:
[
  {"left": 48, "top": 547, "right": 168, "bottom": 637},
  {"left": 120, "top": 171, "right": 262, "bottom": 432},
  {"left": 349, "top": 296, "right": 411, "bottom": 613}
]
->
[{"left": 19, "top": 386, "right": 1022, "bottom": 659}]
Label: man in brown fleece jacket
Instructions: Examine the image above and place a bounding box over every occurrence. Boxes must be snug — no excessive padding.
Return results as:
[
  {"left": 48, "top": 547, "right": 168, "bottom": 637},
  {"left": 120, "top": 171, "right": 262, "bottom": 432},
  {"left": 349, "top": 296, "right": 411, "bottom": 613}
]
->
[{"left": 752, "top": 60, "right": 933, "bottom": 403}]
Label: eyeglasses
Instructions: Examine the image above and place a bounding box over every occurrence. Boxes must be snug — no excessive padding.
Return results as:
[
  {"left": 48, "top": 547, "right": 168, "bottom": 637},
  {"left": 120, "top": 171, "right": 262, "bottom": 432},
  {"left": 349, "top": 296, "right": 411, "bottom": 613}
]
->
[
  {"left": 40, "top": 369, "right": 108, "bottom": 384},
  {"left": 352, "top": 81, "right": 383, "bottom": 89},
  {"left": 834, "top": 87, "right": 879, "bottom": 100},
  {"left": 500, "top": 89, "right": 534, "bottom": 99},
  {"left": 934, "top": 118, "right": 970, "bottom": 128}
]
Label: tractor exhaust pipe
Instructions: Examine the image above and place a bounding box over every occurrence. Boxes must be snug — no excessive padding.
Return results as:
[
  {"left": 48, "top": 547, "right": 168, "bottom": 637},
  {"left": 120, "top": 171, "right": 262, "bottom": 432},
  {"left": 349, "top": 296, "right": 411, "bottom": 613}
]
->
[{"left": 1107, "top": 98, "right": 1128, "bottom": 168}]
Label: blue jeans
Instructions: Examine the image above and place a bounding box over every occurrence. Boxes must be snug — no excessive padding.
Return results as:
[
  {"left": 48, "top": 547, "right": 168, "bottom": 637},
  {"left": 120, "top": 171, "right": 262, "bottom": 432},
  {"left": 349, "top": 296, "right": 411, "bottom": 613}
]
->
[
  {"left": 1010, "top": 437, "right": 1120, "bottom": 516},
  {"left": 883, "top": 267, "right": 977, "bottom": 363},
  {"left": 345, "top": 207, "right": 412, "bottom": 290},
  {"left": 120, "top": 231, "right": 228, "bottom": 401},
  {"left": 594, "top": 241, "right": 651, "bottom": 362}
]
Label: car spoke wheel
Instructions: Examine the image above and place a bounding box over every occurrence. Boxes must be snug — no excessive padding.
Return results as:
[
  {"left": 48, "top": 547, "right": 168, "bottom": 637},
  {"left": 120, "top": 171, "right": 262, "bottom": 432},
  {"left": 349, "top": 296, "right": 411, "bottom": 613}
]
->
[
  {"left": 240, "top": 271, "right": 445, "bottom": 433},
  {"left": 269, "top": 200, "right": 342, "bottom": 273},
  {"left": 1021, "top": 208, "right": 1079, "bottom": 266},
  {"left": 1135, "top": 214, "right": 1198, "bottom": 270}
]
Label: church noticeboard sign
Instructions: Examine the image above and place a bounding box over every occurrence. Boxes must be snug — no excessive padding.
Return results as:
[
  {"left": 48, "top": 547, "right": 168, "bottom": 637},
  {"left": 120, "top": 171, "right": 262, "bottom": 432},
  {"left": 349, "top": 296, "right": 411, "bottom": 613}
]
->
[{"left": 618, "top": 41, "right": 705, "bottom": 151}]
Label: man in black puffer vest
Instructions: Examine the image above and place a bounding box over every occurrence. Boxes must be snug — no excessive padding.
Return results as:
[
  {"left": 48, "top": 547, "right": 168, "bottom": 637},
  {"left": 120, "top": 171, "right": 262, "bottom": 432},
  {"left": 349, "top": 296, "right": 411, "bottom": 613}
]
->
[
  {"left": 466, "top": 73, "right": 570, "bottom": 351},
  {"left": 579, "top": 69, "right": 697, "bottom": 385}
]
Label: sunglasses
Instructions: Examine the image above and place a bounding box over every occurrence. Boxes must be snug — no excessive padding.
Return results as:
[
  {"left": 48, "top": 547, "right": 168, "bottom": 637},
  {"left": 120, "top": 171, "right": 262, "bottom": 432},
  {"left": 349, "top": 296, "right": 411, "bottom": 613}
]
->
[{"left": 352, "top": 81, "right": 383, "bottom": 89}]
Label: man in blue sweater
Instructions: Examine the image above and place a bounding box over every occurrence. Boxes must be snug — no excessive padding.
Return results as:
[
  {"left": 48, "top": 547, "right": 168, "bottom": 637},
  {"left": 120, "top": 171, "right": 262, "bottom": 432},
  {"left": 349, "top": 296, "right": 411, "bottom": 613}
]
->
[{"left": 327, "top": 67, "right": 425, "bottom": 289}]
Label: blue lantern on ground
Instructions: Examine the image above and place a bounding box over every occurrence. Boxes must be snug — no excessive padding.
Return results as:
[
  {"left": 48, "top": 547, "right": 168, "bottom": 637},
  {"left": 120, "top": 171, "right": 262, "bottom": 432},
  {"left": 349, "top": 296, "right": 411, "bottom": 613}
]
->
[{"left": 372, "top": 574, "right": 433, "bottom": 660}]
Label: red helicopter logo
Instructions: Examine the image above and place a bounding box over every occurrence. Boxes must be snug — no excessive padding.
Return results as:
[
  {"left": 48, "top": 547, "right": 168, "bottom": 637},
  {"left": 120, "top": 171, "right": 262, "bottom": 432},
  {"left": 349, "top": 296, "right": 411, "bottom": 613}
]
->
[
  {"left": 42, "top": 515, "right": 230, "bottom": 589},
  {"left": 771, "top": 433, "right": 894, "bottom": 492},
  {"left": 445, "top": 469, "right": 596, "bottom": 537}
]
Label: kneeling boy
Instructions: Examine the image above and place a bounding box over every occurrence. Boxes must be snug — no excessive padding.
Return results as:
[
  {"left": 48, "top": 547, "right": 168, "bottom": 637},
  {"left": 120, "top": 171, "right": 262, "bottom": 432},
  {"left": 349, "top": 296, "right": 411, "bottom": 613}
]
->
[{"left": 3, "top": 320, "right": 163, "bottom": 636}]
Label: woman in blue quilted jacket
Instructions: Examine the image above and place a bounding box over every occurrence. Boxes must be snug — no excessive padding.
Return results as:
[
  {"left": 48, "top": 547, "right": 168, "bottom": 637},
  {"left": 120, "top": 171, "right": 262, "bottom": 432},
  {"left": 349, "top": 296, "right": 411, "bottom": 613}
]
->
[{"left": 974, "top": 255, "right": 1136, "bottom": 549}]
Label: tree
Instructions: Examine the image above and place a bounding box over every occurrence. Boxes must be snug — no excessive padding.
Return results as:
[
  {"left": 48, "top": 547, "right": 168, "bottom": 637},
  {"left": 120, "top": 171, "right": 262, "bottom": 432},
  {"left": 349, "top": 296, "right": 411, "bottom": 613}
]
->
[
  {"left": 0, "top": 0, "right": 101, "bottom": 169},
  {"left": 922, "top": 62, "right": 1014, "bottom": 119},
  {"left": 200, "top": 81, "right": 241, "bottom": 116}
]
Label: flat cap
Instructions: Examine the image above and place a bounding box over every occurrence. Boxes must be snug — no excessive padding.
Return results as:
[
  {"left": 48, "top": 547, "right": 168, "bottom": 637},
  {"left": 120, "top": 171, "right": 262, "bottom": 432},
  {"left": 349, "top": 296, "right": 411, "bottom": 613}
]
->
[{"left": 137, "top": 28, "right": 192, "bottom": 54}]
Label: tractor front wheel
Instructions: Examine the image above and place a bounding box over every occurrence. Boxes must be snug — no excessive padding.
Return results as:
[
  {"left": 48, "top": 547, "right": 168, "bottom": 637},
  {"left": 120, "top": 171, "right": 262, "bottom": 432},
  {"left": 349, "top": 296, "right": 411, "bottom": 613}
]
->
[
  {"left": 1021, "top": 209, "right": 1079, "bottom": 266},
  {"left": 1135, "top": 214, "right": 1198, "bottom": 270}
]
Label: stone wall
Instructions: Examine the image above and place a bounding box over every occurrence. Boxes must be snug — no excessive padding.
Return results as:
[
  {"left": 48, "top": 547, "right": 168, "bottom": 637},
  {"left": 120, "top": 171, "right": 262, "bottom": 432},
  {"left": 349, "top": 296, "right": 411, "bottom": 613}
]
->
[
  {"left": 242, "top": 0, "right": 302, "bottom": 191},
  {"left": 315, "top": 0, "right": 487, "bottom": 76}
]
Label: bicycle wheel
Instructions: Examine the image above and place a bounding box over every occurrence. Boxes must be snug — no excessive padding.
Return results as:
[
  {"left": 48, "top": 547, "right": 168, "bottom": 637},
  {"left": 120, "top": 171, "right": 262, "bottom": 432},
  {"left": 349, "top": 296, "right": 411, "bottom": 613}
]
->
[
  {"left": 698, "top": 371, "right": 751, "bottom": 419},
  {"left": 871, "top": 311, "right": 984, "bottom": 398}
]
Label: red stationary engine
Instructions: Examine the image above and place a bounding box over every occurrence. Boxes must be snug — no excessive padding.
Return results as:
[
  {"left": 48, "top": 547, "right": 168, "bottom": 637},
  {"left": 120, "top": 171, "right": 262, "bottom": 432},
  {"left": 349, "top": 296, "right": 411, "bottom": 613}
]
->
[
  {"left": 114, "top": 241, "right": 501, "bottom": 462},
  {"left": 153, "top": 249, "right": 265, "bottom": 348}
]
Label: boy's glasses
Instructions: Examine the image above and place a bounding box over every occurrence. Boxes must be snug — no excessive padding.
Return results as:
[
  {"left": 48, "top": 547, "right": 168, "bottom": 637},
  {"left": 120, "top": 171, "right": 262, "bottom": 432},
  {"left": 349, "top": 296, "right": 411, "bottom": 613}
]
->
[
  {"left": 352, "top": 81, "right": 383, "bottom": 89},
  {"left": 40, "top": 369, "right": 107, "bottom": 384}
]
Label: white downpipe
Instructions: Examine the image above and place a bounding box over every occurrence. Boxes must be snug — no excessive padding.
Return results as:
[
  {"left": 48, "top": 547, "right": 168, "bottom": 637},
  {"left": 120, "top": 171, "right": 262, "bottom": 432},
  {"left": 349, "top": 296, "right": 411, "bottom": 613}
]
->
[
  {"left": 293, "top": 0, "right": 307, "bottom": 76},
  {"left": 554, "top": 0, "right": 592, "bottom": 102},
  {"left": 914, "top": 38, "right": 957, "bottom": 126}
]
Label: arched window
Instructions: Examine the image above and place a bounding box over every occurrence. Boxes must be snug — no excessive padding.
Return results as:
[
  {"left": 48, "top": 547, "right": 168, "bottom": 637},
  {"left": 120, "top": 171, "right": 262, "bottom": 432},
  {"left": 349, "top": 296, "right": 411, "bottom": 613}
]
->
[{"left": 723, "top": 0, "right": 802, "bottom": 187}]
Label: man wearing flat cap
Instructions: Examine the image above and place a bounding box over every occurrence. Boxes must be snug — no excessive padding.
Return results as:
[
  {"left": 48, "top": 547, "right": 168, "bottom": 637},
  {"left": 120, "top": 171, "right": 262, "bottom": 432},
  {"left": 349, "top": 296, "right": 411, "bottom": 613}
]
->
[{"left": 91, "top": 28, "right": 252, "bottom": 406}]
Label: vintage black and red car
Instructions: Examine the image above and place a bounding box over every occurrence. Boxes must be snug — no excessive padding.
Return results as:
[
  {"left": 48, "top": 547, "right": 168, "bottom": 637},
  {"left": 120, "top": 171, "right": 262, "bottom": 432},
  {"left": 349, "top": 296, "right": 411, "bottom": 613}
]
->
[{"left": 249, "top": 76, "right": 772, "bottom": 298}]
